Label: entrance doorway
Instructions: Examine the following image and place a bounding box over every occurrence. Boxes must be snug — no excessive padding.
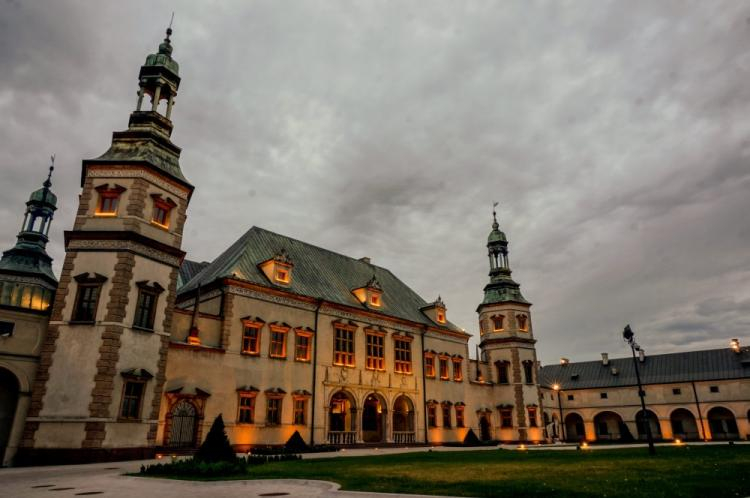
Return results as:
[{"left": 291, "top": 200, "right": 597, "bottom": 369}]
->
[
  {"left": 168, "top": 400, "right": 198, "bottom": 448},
  {"left": 362, "top": 393, "right": 385, "bottom": 443},
  {"left": 479, "top": 414, "right": 492, "bottom": 441}
]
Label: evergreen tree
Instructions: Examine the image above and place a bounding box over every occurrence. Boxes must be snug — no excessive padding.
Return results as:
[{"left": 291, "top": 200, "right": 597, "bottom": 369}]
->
[{"left": 195, "top": 414, "right": 236, "bottom": 462}]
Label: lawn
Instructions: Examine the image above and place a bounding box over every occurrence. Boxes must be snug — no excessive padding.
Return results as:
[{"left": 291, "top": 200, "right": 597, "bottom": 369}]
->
[
  {"left": 250, "top": 445, "right": 750, "bottom": 497},
  {"left": 151, "top": 445, "right": 750, "bottom": 498}
]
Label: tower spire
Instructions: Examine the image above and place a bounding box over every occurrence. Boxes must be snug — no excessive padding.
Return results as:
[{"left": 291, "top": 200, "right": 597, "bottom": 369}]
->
[{"left": 478, "top": 205, "right": 528, "bottom": 308}]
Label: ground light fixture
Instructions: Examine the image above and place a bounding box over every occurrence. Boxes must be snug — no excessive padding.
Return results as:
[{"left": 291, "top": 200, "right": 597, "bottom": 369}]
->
[{"left": 623, "top": 324, "right": 656, "bottom": 455}]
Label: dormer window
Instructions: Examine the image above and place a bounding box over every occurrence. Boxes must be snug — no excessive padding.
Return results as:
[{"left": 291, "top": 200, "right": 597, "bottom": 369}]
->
[
  {"left": 352, "top": 275, "right": 383, "bottom": 308},
  {"left": 259, "top": 249, "right": 294, "bottom": 286},
  {"left": 421, "top": 296, "right": 447, "bottom": 325},
  {"left": 95, "top": 184, "right": 126, "bottom": 217},
  {"left": 150, "top": 194, "right": 177, "bottom": 229},
  {"left": 492, "top": 314, "right": 505, "bottom": 331}
]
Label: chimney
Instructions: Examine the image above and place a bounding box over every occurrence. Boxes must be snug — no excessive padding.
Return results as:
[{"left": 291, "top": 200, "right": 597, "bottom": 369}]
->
[
  {"left": 560, "top": 357, "right": 569, "bottom": 366},
  {"left": 731, "top": 338, "right": 740, "bottom": 353},
  {"left": 638, "top": 349, "right": 645, "bottom": 363},
  {"left": 601, "top": 353, "right": 609, "bottom": 366},
  {"left": 359, "top": 257, "right": 371, "bottom": 264}
]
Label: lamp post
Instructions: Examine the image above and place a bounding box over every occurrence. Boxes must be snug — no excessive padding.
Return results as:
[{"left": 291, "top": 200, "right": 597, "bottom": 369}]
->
[
  {"left": 553, "top": 384, "right": 565, "bottom": 442},
  {"left": 623, "top": 324, "right": 655, "bottom": 455}
]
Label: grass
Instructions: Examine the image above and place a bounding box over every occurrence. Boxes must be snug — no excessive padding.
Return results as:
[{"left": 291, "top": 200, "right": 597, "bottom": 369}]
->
[{"left": 146, "top": 445, "right": 750, "bottom": 497}]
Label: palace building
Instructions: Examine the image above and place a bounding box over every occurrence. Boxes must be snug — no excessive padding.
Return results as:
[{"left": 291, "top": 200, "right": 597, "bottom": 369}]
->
[{"left": 0, "top": 29, "right": 747, "bottom": 466}]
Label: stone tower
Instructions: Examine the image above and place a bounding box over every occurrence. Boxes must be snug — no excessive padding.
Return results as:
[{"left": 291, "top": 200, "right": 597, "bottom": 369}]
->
[
  {"left": 477, "top": 208, "right": 541, "bottom": 442},
  {"left": 0, "top": 164, "right": 59, "bottom": 465},
  {"left": 18, "top": 27, "right": 193, "bottom": 464}
]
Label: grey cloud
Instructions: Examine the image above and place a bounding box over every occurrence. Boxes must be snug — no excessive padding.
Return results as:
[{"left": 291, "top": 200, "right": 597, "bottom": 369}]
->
[{"left": 1, "top": 0, "right": 749, "bottom": 364}]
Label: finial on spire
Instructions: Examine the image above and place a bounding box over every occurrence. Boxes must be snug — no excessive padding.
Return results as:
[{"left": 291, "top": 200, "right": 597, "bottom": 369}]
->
[
  {"left": 44, "top": 154, "right": 55, "bottom": 188},
  {"left": 166, "top": 12, "right": 174, "bottom": 39},
  {"left": 492, "top": 201, "right": 499, "bottom": 229}
]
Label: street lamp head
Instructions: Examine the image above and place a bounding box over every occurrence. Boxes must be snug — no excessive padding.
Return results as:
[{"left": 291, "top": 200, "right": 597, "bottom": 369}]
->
[
  {"left": 623, "top": 324, "right": 634, "bottom": 343},
  {"left": 552, "top": 383, "right": 560, "bottom": 391}
]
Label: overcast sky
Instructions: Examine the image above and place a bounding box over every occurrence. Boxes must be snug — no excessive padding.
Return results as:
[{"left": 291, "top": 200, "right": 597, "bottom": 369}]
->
[{"left": 2, "top": 0, "right": 749, "bottom": 364}]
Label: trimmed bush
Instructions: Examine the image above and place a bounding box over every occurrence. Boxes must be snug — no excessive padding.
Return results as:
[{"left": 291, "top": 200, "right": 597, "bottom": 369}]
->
[
  {"left": 195, "top": 414, "right": 236, "bottom": 463},
  {"left": 285, "top": 430, "right": 309, "bottom": 452}
]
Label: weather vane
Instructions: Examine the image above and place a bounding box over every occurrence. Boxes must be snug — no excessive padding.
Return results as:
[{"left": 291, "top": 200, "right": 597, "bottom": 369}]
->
[{"left": 492, "top": 201, "right": 499, "bottom": 222}]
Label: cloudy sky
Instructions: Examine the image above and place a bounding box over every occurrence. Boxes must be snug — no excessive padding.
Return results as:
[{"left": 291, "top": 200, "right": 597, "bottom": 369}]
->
[{"left": 2, "top": 0, "right": 749, "bottom": 364}]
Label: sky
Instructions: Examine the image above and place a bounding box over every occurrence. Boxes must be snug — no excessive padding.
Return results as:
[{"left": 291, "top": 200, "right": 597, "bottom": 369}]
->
[{"left": 1, "top": 0, "right": 749, "bottom": 365}]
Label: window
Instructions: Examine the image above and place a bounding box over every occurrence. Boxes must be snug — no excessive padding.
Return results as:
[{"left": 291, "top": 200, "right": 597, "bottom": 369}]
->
[
  {"left": 238, "top": 393, "right": 256, "bottom": 423},
  {"left": 71, "top": 273, "right": 106, "bottom": 323},
  {"left": 150, "top": 194, "right": 176, "bottom": 229},
  {"left": 120, "top": 381, "right": 144, "bottom": 419},
  {"left": 394, "top": 337, "right": 412, "bottom": 374},
  {"left": 672, "top": 388, "right": 682, "bottom": 395},
  {"left": 266, "top": 396, "right": 282, "bottom": 425},
  {"left": 500, "top": 408, "right": 513, "bottom": 428},
  {"left": 600, "top": 392, "right": 608, "bottom": 399},
  {"left": 293, "top": 398, "right": 307, "bottom": 425},
  {"left": 334, "top": 325, "right": 355, "bottom": 366},
  {"left": 439, "top": 357, "right": 450, "bottom": 380},
  {"left": 522, "top": 361, "right": 534, "bottom": 384},
  {"left": 275, "top": 268, "right": 290, "bottom": 284},
  {"left": 517, "top": 314, "right": 528, "bottom": 331},
  {"left": 369, "top": 293, "right": 381, "bottom": 307},
  {"left": 455, "top": 405, "right": 465, "bottom": 428},
  {"left": 710, "top": 386, "right": 719, "bottom": 393},
  {"left": 94, "top": 184, "right": 125, "bottom": 216},
  {"left": 528, "top": 407, "right": 538, "bottom": 427},
  {"left": 442, "top": 404, "right": 452, "bottom": 428},
  {"left": 269, "top": 325, "right": 288, "bottom": 359},
  {"left": 567, "top": 394, "right": 574, "bottom": 401},
  {"left": 492, "top": 314, "right": 505, "bottom": 331},
  {"left": 133, "top": 281, "right": 164, "bottom": 330},
  {"left": 436, "top": 310, "right": 446, "bottom": 323},
  {"left": 366, "top": 332, "right": 385, "bottom": 370},
  {"left": 452, "top": 358, "right": 463, "bottom": 382},
  {"left": 295, "top": 329, "right": 312, "bottom": 361},
  {"left": 424, "top": 353, "right": 435, "bottom": 378},
  {"left": 427, "top": 404, "right": 437, "bottom": 428},
  {"left": 242, "top": 321, "right": 262, "bottom": 355},
  {"left": 0, "top": 321, "right": 14, "bottom": 337},
  {"left": 496, "top": 361, "right": 509, "bottom": 384}
]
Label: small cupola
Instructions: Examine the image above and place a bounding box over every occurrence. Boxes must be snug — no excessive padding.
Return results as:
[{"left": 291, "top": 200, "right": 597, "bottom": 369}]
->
[
  {"left": 352, "top": 275, "right": 383, "bottom": 308},
  {"left": 421, "top": 296, "right": 447, "bottom": 325},
  {"left": 259, "top": 248, "right": 293, "bottom": 286}
]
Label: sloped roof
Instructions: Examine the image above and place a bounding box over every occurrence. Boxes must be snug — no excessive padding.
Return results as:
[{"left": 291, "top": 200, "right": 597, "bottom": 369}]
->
[
  {"left": 179, "top": 226, "right": 463, "bottom": 332},
  {"left": 177, "top": 259, "right": 210, "bottom": 289},
  {"left": 539, "top": 347, "right": 750, "bottom": 390}
]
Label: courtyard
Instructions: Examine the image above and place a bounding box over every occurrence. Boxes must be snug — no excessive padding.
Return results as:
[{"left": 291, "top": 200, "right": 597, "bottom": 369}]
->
[{"left": 3, "top": 444, "right": 749, "bottom": 498}]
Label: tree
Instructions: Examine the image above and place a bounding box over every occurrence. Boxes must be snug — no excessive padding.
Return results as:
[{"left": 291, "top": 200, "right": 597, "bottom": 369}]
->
[{"left": 195, "top": 414, "right": 236, "bottom": 462}]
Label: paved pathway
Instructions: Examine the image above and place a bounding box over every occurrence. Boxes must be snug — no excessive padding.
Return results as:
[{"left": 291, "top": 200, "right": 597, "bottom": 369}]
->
[{"left": 0, "top": 459, "right": 458, "bottom": 498}]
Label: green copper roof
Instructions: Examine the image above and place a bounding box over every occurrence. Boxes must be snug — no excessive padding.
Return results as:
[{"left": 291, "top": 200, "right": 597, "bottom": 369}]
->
[
  {"left": 28, "top": 187, "right": 57, "bottom": 208},
  {"left": 179, "top": 226, "right": 462, "bottom": 332},
  {"left": 488, "top": 228, "right": 507, "bottom": 243}
]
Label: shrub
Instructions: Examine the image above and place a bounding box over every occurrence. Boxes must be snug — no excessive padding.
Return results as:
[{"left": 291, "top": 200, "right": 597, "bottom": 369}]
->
[{"left": 195, "top": 414, "right": 236, "bottom": 463}]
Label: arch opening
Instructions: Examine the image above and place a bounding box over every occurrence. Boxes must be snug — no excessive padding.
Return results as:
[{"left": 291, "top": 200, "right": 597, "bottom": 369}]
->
[
  {"left": 0, "top": 368, "right": 20, "bottom": 464},
  {"left": 392, "top": 395, "right": 415, "bottom": 444},
  {"left": 564, "top": 413, "right": 585, "bottom": 442},
  {"left": 328, "top": 390, "right": 357, "bottom": 445},
  {"left": 707, "top": 407, "right": 739, "bottom": 441},
  {"left": 593, "top": 411, "right": 631, "bottom": 442},
  {"left": 635, "top": 409, "right": 662, "bottom": 441},
  {"left": 670, "top": 408, "right": 699, "bottom": 440},
  {"left": 362, "top": 393, "right": 386, "bottom": 443},
  {"left": 167, "top": 400, "right": 198, "bottom": 448}
]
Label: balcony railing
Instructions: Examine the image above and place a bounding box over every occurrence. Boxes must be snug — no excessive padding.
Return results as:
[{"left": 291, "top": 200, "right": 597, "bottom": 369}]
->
[
  {"left": 327, "top": 431, "right": 356, "bottom": 445},
  {"left": 393, "top": 431, "right": 415, "bottom": 444}
]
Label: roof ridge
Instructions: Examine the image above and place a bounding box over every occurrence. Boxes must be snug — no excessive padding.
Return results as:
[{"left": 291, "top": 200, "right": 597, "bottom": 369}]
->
[
  {"left": 251, "top": 226, "right": 388, "bottom": 272},
  {"left": 541, "top": 346, "right": 738, "bottom": 368}
]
